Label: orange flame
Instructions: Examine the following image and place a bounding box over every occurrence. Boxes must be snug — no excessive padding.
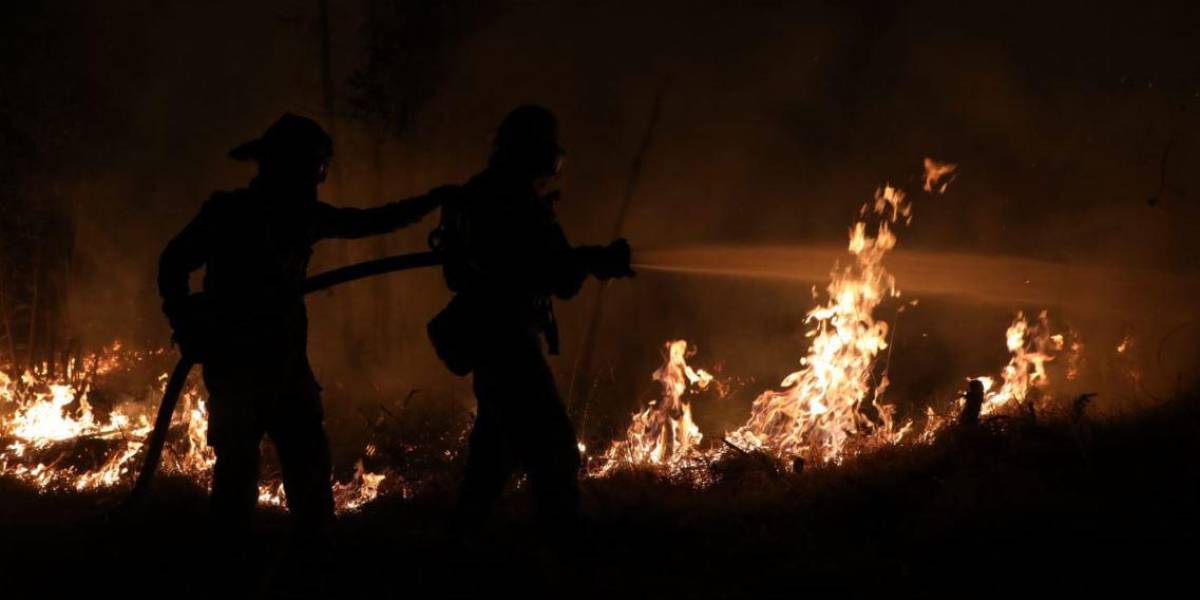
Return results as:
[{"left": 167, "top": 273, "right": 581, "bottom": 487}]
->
[
  {"left": 972, "top": 310, "right": 1065, "bottom": 416},
  {"left": 725, "top": 185, "right": 913, "bottom": 464},
  {"left": 593, "top": 340, "right": 713, "bottom": 477},
  {"left": 923, "top": 157, "right": 958, "bottom": 193},
  {"left": 1, "top": 344, "right": 387, "bottom": 513}
]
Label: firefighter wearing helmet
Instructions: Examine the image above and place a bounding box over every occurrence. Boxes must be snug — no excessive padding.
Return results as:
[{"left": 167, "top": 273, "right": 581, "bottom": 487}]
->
[
  {"left": 427, "top": 105, "right": 634, "bottom": 541},
  {"left": 158, "top": 113, "right": 450, "bottom": 590}
]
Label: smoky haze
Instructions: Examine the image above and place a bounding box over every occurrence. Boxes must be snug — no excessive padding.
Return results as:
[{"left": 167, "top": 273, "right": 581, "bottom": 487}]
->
[{"left": 3, "top": 1, "right": 1198, "bottom": 430}]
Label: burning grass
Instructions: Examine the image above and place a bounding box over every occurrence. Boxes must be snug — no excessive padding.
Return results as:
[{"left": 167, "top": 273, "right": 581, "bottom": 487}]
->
[
  {"left": 0, "top": 343, "right": 440, "bottom": 513},
  {"left": 590, "top": 165, "right": 1097, "bottom": 480}
]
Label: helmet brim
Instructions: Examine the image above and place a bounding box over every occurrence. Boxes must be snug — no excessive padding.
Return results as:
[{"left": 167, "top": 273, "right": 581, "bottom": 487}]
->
[{"left": 227, "top": 139, "right": 263, "bottom": 161}]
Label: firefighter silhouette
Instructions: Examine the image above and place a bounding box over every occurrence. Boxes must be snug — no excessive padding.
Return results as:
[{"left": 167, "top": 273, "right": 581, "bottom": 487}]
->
[
  {"left": 158, "top": 114, "right": 446, "bottom": 585},
  {"left": 428, "top": 105, "right": 634, "bottom": 538}
]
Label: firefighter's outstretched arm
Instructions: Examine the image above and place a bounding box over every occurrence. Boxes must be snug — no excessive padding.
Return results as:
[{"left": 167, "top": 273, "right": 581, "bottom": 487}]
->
[
  {"left": 517, "top": 217, "right": 634, "bottom": 300},
  {"left": 315, "top": 186, "right": 456, "bottom": 240},
  {"left": 573, "top": 238, "right": 634, "bottom": 284},
  {"left": 541, "top": 222, "right": 591, "bottom": 299}
]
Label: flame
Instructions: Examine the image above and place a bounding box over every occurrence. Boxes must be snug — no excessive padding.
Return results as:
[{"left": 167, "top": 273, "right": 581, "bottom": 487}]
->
[
  {"left": 582, "top": 161, "right": 1105, "bottom": 489},
  {"left": 725, "top": 185, "right": 913, "bottom": 464},
  {"left": 1, "top": 345, "right": 160, "bottom": 490},
  {"left": 974, "top": 310, "right": 1065, "bottom": 416},
  {"left": 1066, "top": 331, "right": 1084, "bottom": 381},
  {"left": 258, "top": 481, "right": 286, "bottom": 507},
  {"left": 334, "top": 459, "right": 389, "bottom": 511},
  {"left": 590, "top": 161, "right": 1091, "bottom": 480},
  {"left": 593, "top": 340, "right": 713, "bottom": 477},
  {"left": 1, "top": 345, "right": 388, "bottom": 513},
  {"left": 1112, "top": 333, "right": 1143, "bottom": 393},
  {"left": 923, "top": 157, "right": 958, "bottom": 193}
]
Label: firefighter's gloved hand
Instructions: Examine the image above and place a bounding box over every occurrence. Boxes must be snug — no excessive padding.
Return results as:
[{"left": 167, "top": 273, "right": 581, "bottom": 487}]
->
[
  {"left": 162, "top": 295, "right": 210, "bottom": 363},
  {"left": 588, "top": 238, "right": 636, "bottom": 280},
  {"left": 406, "top": 185, "right": 458, "bottom": 223}
]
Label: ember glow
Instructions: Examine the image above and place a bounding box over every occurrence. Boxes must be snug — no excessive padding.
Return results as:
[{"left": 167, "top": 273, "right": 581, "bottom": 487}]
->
[{"left": 0, "top": 345, "right": 386, "bottom": 513}]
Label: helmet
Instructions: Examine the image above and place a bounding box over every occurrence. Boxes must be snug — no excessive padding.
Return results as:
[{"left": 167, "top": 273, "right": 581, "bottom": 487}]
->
[
  {"left": 228, "top": 113, "right": 333, "bottom": 163},
  {"left": 490, "top": 105, "right": 564, "bottom": 177}
]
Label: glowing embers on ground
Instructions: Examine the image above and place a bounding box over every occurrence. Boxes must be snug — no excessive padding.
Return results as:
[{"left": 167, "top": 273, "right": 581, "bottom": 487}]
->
[
  {"left": 591, "top": 340, "right": 714, "bottom": 478},
  {"left": 0, "top": 344, "right": 387, "bottom": 513}
]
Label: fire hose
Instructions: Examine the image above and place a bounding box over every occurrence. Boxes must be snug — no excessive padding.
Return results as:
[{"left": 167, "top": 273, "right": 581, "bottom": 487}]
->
[{"left": 128, "top": 250, "right": 441, "bottom": 501}]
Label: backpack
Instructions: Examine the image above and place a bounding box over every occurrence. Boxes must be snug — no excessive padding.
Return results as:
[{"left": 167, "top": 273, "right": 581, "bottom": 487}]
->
[
  {"left": 426, "top": 186, "right": 478, "bottom": 376},
  {"left": 427, "top": 187, "right": 475, "bottom": 293}
]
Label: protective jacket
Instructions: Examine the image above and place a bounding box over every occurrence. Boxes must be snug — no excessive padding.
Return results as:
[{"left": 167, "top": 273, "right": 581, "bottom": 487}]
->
[{"left": 429, "top": 168, "right": 592, "bottom": 372}]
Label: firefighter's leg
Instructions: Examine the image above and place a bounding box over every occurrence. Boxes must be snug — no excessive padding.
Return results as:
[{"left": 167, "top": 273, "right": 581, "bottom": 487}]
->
[
  {"left": 262, "top": 388, "right": 334, "bottom": 597},
  {"left": 210, "top": 440, "right": 261, "bottom": 539},
  {"left": 456, "top": 374, "right": 515, "bottom": 530},
  {"left": 268, "top": 395, "right": 335, "bottom": 540},
  {"left": 523, "top": 403, "right": 582, "bottom": 531},
  {"left": 206, "top": 390, "right": 263, "bottom": 546},
  {"left": 511, "top": 351, "right": 582, "bottom": 534}
]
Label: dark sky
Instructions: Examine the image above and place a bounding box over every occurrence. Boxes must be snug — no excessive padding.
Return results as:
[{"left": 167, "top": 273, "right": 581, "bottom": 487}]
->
[{"left": 3, "top": 1, "right": 1197, "bottom": 419}]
